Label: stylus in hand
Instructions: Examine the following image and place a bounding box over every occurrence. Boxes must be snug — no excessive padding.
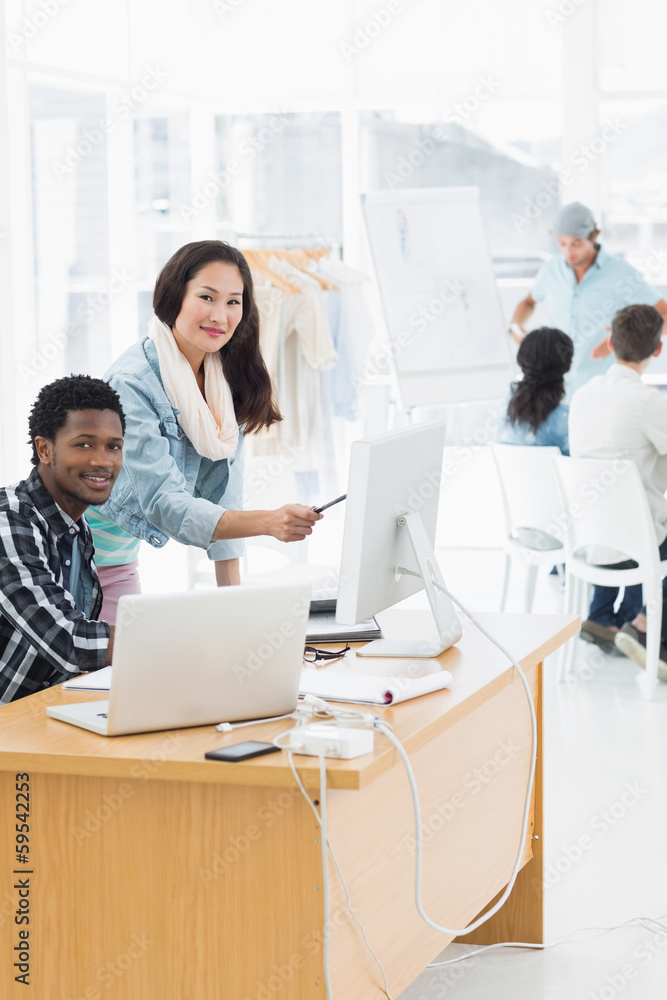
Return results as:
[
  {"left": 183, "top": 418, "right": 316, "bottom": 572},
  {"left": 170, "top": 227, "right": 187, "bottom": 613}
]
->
[{"left": 313, "top": 493, "right": 347, "bottom": 515}]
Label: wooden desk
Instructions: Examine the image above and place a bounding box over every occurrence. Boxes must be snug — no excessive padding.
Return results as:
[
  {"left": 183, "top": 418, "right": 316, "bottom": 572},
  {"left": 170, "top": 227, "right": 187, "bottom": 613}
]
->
[{"left": 0, "top": 611, "right": 577, "bottom": 999}]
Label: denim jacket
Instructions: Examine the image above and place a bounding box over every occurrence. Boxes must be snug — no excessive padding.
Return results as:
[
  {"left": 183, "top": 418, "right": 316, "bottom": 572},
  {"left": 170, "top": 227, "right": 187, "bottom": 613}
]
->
[
  {"left": 94, "top": 337, "right": 244, "bottom": 561},
  {"left": 496, "top": 396, "right": 570, "bottom": 456}
]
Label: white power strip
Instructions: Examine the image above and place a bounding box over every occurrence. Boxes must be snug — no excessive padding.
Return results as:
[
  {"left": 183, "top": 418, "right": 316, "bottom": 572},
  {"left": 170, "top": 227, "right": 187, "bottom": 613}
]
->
[{"left": 285, "top": 723, "right": 374, "bottom": 759}]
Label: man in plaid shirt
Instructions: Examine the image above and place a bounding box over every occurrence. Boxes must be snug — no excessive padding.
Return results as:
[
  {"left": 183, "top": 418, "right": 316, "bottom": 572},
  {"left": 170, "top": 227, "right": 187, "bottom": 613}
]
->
[{"left": 0, "top": 376, "right": 125, "bottom": 703}]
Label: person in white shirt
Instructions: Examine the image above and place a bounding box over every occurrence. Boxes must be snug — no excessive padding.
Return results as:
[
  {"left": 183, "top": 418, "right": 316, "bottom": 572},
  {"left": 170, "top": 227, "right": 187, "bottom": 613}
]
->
[{"left": 569, "top": 303, "right": 667, "bottom": 678}]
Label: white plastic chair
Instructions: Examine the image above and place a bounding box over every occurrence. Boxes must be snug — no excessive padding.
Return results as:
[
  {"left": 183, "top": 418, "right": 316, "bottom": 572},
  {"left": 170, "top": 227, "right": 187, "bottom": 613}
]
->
[
  {"left": 490, "top": 443, "right": 565, "bottom": 612},
  {"left": 552, "top": 456, "right": 667, "bottom": 697}
]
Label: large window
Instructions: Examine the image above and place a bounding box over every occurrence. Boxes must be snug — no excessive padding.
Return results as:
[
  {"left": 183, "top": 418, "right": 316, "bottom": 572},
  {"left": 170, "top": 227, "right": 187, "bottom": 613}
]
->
[
  {"left": 215, "top": 112, "right": 343, "bottom": 246},
  {"left": 29, "top": 84, "right": 110, "bottom": 377}
]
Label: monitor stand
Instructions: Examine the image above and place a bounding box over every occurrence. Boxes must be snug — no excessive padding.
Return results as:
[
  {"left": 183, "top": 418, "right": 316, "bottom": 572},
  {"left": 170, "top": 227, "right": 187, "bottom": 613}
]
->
[{"left": 356, "top": 511, "right": 463, "bottom": 658}]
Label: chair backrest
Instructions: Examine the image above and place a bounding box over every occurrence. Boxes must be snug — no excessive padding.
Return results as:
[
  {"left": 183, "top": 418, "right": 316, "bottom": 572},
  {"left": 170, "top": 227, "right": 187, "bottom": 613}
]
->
[
  {"left": 552, "top": 456, "right": 659, "bottom": 572},
  {"left": 490, "top": 443, "right": 565, "bottom": 547}
]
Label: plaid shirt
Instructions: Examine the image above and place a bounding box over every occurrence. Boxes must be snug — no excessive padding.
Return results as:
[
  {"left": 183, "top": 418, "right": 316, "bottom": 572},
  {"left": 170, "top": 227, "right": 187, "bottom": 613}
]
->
[{"left": 0, "top": 468, "right": 109, "bottom": 704}]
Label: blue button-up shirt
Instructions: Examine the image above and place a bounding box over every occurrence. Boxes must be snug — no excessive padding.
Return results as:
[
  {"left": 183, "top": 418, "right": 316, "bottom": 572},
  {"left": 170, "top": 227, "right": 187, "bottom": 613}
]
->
[{"left": 531, "top": 246, "right": 659, "bottom": 400}]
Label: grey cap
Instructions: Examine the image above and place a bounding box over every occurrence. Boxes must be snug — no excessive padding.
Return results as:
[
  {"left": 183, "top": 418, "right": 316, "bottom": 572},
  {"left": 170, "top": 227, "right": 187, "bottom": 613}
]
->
[{"left": 554, "top": 202, "right": 597, "bottom": 238}]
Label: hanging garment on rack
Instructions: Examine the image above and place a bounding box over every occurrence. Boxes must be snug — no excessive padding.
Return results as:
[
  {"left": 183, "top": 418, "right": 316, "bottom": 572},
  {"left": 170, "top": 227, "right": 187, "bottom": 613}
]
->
[
  {"left": 316, "top": 258, "right": 378, "bottom": 421},
  {"left": 246, "top": 256, "right": 337, "bottom": 473},
  {"left": 267, "top": 256, "right": 337, "bottom": 471}
]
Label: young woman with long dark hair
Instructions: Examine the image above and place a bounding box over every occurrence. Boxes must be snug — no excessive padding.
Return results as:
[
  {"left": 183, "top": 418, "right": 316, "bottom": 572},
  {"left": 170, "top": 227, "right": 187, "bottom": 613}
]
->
[
  {"left": 497, "top": 327, "right": 574, "bottom": 454},
  {"left": 88, "top": 240, "right": 321, "bottom": 625}
]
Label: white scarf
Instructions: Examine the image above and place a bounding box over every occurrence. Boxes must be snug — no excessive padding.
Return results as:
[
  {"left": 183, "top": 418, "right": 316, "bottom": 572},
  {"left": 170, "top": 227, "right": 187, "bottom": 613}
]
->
[{"left": 148, "top": 316, "right": 239, "bottom": 461}]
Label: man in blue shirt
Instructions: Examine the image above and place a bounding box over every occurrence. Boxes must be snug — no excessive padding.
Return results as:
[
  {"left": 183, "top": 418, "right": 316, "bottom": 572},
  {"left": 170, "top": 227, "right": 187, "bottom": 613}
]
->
[{"left": 509, "top": 202, "right": 667, "bottom": 399}]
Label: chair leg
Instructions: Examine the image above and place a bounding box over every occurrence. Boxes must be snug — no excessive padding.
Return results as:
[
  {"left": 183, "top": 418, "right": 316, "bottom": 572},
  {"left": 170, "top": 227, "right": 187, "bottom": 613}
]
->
[
  {"left": 500, "top": 554, "right": 511, "bottom": 612},
  {"left": 566, "top": 577, "right": 582, "bottom": 679},
  {"left": 557, "top": 568, "right": 575, "bottom": 683},
  {"left": 525, "top": 564, "right": 538, "bottom": 614},
  {"left": 643, "top": 586, "right": 661, "bottom": 699}
]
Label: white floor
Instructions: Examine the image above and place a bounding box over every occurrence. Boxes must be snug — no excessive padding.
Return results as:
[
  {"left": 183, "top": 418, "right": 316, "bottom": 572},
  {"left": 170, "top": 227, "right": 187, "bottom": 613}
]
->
[
  {"left": 397, "top": 549, "right": 667, "bottom": 1000},
  {"left": 138, "top": 537, "right": 667, "bottom": 1000}
]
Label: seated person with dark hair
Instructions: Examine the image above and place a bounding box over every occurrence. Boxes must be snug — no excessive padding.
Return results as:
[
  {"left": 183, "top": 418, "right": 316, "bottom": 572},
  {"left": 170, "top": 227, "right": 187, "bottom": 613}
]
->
[
  {"left": 569, "top": 304, "right": 667, "bottom": 672},
  {"left": 497, "top": 327, "right": 574, "bottom": 455},
  {"left": 0, "top": 375, "right": 125, "bottom": 704}
]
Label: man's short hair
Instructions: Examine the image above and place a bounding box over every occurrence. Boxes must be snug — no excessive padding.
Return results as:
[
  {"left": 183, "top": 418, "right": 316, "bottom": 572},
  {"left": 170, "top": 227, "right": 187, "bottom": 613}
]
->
[
  {"left": 28, "top": 374, "right": 126, "bottom": 467},
  {"left": 611, "top": 305, "right": 663, "bottom": 364}
]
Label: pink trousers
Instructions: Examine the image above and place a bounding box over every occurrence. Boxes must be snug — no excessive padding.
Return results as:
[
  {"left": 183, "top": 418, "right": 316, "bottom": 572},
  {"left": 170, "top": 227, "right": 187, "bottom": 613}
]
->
[{"left": 96, "top": 560, "right": 142, "bottom": 626}]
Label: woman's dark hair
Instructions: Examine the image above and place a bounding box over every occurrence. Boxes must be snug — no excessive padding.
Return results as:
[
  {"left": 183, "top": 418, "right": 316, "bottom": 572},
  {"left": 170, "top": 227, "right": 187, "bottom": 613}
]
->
[
  {"left": 508, "top": 327, "right": 574, "bottom": 433},
  {"left": 153, "top": 240, "right": 281, "bottom": 434}
]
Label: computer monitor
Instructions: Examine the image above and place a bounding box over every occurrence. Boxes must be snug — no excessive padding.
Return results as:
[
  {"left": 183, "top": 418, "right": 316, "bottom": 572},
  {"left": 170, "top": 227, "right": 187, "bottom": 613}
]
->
[{"left": 335, "top": 422, "right": 462, "bottom": 657}]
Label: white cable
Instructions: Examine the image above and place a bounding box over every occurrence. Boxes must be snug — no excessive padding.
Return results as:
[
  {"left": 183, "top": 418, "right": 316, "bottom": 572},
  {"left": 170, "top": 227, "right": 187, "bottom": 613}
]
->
[
  {"left": 286, "top": 740, "right": 394, "bottom": 1000},
  {"left": 215, "top": 711, "right": 297, "bottom": 732},
  {"left": 427, "top": 914, "right": 667, "bottom": 968},
  {"left": 326, "top": 838, "right": 395, "bottom": 1000},
  {"left": 370, "top": 578, "right": 537, "bottom": 937},
  {"left": 274, "top": 601, "right": 667, "bottom": 979}
]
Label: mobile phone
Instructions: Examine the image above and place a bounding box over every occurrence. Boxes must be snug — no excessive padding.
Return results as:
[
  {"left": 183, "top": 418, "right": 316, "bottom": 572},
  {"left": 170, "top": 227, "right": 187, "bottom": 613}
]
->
[{"left": 204, "top": 741, "right": 281, "bottom": 762}]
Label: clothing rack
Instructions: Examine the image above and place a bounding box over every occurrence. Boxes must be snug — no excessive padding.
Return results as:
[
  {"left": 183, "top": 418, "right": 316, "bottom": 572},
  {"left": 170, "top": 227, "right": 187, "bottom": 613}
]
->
[
  {"left": 233, "top": 232, "right": 342, "bottom": 257},
  {"left": 241, "top": 243, "right": 340, "bottom": 292}
]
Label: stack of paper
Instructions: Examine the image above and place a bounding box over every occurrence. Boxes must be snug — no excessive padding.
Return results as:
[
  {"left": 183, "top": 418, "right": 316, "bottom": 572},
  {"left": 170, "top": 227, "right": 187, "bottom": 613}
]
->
[{"left": 306, "top": 599, "right": 382, "bottom": 643}]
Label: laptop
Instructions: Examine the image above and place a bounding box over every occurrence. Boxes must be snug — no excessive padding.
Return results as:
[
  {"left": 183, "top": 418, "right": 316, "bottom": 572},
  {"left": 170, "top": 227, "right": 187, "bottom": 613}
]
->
[{"left": 46, "top": 582, "right": 310, "bottom": 736}]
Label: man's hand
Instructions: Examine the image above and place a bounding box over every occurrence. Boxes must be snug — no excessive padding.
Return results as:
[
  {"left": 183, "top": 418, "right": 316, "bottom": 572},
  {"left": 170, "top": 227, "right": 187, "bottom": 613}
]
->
[
  {"left": 590, "top": 331, "right": 613, "bottom": 360},
  {"left": 266, "top": 504, "right": 322, "bottom": 542}
]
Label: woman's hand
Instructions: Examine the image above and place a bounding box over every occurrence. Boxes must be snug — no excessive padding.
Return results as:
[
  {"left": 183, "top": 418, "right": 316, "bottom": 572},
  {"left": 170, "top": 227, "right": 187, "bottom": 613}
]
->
[
  {"left": 266, "top": 504, "right": 322, "bottom": 542},
  {"left": 212, "top": 505, "right": 322, "bottom": 542}
]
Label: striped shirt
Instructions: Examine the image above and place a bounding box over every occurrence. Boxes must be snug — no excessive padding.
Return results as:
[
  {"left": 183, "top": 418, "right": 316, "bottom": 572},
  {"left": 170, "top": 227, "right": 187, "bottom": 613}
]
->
[
  {"left": 86, "top": 507, "right": 141, "bottom": 566},
  {"left": 0, "top": 469, "right": 109, "bottom": 704}
]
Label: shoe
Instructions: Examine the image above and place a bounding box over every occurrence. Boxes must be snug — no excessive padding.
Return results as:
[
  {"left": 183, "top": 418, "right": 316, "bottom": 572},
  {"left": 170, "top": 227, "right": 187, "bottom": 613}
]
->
[
  {"left": 614, "top": 623, "right": 645, "bottom": 664},
  {"left": 614, "top": 624, "right": 667, "bottom": 682},
  {"left": 579, "top": 620, "right": 619, "bottom": 655}
]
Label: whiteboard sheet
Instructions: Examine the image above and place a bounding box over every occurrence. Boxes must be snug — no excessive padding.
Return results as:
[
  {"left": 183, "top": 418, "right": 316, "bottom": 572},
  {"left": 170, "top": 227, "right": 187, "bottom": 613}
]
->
[{"left": 363, "top": 187, "right": 512, "bottom": 403}]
